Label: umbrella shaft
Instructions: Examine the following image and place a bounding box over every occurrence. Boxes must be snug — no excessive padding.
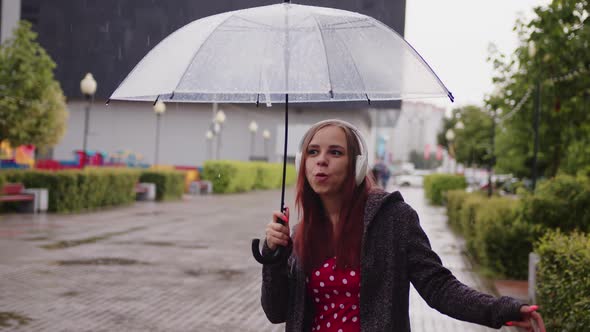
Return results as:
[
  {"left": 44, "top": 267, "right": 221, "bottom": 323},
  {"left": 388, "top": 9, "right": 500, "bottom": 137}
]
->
[{"left": 280, "top": 94, "right": 289, "bottom": 214}]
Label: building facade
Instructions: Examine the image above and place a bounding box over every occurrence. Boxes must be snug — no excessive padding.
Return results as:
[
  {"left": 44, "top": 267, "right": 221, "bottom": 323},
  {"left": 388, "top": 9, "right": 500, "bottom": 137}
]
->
[{"left": 1, "top": 0, "right": 431, "bottom": 167}]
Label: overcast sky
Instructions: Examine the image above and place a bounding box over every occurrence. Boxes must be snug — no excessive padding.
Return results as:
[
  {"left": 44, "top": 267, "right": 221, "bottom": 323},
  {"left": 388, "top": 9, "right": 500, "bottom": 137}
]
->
[{"left": 404, "top": 0, "right": 552, "bottom": 111}]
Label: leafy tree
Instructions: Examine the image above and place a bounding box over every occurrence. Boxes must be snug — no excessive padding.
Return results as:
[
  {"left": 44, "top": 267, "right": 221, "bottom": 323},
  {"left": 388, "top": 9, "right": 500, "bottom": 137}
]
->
[
  {"left": 487, "top": 0, "right": 590, "bottom": 178},
  {"left": 437, "top": 105, "right": 493, "bottom": 167},
  {"left": 0, "top": 20, "right": 67, "bottom": 151}
]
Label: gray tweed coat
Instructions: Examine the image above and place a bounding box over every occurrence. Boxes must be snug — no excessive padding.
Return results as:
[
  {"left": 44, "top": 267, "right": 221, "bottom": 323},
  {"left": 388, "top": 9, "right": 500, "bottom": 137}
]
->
[{"left": 261, "top": 190, "right": 523, "bottom": 331}]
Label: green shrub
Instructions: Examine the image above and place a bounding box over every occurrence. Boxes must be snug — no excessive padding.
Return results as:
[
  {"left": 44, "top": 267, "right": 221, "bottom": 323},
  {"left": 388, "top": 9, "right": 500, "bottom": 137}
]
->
[
  {"left": 202, "top": 161, "right": 296, "bottom": 194},
  {"left": 535, "top": 231, "right": 590, "bottom": 331},
  {"left": 139, "top": 170, "right": 184, "bottom": 201},
  {"left": 424, "top": 174, "right": 467, "bottom": 205},
  {"left": 446, "top": 190, "right": 470, "bottom": 232},
  {"left": 445, "top": 192, "right": 542, "bottom": 279},
  {"left": 459, "top": 194, "right": 486, "bottom": 260},
  {"left": 518, "top": 174, "right": 590, "bottom": 232},
  {"left": 1, "top": 169, "right": 139, "bottom": 212},
  {"left": 473, "top": 197, "right": 542, "bottom": 279}
]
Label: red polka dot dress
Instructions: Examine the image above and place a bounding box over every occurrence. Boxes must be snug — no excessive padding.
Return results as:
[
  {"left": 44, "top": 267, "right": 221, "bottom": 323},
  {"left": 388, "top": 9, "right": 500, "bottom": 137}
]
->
[{"left": 306, "top": 257, "right": 361, "bottom": 332}]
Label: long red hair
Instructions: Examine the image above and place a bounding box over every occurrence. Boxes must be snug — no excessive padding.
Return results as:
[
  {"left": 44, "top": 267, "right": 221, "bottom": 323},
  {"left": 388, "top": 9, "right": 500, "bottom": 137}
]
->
[{"left": 293, "top": 121, "right": 377, "bottom": 274}]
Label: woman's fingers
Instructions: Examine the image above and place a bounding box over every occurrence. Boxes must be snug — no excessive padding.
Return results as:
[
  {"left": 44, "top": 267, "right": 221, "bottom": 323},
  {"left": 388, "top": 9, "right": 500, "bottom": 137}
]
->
[
  {"left": 506, "top": 320, "right": 531, "bottom": 328},
  {"left": 268, "top": 229, "right": 289, "bottom": 247},
  {"left": 531, "top": 311, "right": 546, "bottom": 332},
  {"left": 265, "top": 209, "right": 291, "bottom": 250},
  {"left": 272, "top": 210, "right": 289, "bottom": 224}
]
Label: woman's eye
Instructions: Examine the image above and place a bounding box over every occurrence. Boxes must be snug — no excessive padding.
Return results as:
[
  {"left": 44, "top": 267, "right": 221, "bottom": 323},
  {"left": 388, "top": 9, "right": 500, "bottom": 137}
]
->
[
  {"left": 307, "top": 149, "right": 318, "bottom": 155},
  {"left": 331, "top": 150, "right": 343, "bottom": 156}
]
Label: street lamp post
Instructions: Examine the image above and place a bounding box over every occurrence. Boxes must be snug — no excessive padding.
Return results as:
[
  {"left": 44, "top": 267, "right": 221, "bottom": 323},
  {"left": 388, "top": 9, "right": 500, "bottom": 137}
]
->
[
  {"left": 206, "top": 130, "right": 214, "bottom": 160},
  {"left": 153, "top": 100, "right": 166, "bottom": 168},
  {"left": 249, "top": 120, "right": 258, "bottom": 160},
  {"left": 215, "top": 110, "right": 226, "bottom": 160},
  {"left": 529, "top": 42, "right": 541, "bottom": 192},
  {"left": 80, "top": 73, "right": 97, "bottom": 167},
  {"left": 487, "top": 107, "right": 501, "bottom": 197},
  {"left": 445, "top": 129, "right": 455, "bottom": 174},
  {"left": 263, "top": 129, "right": 271, "bottom": 162}
]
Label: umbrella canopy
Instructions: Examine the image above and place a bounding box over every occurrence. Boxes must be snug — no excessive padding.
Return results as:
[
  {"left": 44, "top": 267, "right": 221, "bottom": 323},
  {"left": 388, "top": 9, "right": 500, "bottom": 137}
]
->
[
  {"left": 109, "top": 2, "right": 453, "bottom": 104},
  {"left": 109, "top": 2, "right": 454, "bottom": 265}
]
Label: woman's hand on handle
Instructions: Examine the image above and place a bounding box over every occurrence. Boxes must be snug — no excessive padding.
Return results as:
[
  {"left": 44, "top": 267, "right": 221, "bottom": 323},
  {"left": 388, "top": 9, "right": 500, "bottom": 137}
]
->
[
  {"left": 265, "top": 207, "right": 290, "bottom": 251},
  {"left": 505, "top": 305, "right": 545, "bottom": 332}
]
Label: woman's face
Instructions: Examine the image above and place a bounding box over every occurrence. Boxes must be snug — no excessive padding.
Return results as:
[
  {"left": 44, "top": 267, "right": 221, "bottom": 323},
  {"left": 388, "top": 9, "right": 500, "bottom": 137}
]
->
[{"left": 304, "top": 125, "right": 350, "bottom": 197}]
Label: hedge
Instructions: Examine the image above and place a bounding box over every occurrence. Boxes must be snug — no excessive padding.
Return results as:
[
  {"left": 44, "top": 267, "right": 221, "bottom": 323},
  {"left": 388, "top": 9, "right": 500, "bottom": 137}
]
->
[
  {"left": 518, "top": 174, "right": 590, "bottom": 233},
  {"left": 446, "top": 192, "right": 541, "bottom": 279},
  {"left": 139, "top": 170, "right": 185, "bottom": 201},
  {"left": 458, "top": 194, "right": 486, "bottom": 260},
  {"left": 0, "top": 168, "right": 139, "bottom": 213},
  {"left": 473, "top": 197, "right": 542, "bottom": 279},
  {"left": 424, "top": 174, "right": 467, "bottom": 205},
  {"left": 445, "top": 189, "right": 470, "bottom": 232},
  {"left": 202, "top": 160, "right": 295, "bottom": 194},
  {"left": 535, "top": 231, "right": 590, "bottom": 331}
]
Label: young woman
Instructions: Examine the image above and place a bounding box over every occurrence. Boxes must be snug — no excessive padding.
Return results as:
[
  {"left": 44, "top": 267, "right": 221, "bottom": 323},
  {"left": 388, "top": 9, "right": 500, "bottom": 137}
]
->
[{"left": 261, "top": 119, "right": 545, "bottom": 332}]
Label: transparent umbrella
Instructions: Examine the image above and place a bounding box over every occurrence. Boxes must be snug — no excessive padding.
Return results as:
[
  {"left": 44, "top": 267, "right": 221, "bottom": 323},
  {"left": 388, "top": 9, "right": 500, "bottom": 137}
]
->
[{"left": 108, "top": 1, "right": 454, "bottom": 264}]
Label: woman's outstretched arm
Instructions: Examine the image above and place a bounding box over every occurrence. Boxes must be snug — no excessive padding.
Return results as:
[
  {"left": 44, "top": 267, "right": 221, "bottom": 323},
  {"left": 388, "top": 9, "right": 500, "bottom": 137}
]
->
[{"left": 404, "top": 208, "right": 524, "bottom": 329}]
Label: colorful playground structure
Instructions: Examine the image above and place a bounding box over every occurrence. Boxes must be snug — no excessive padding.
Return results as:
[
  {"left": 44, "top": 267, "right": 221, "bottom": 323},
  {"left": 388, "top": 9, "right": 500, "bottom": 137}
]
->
[
  {"left": 1, "top": 142, "right": 202, "bottom": 193},
  {"left": 1, "top": 142, "right": 151, "bottom": 170}
]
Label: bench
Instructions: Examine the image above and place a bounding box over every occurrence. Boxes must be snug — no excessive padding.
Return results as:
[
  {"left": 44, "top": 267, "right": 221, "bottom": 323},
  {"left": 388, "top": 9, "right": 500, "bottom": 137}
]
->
[
  {"left": 188, "top": 180, "right": 213, "bottom": 195},
  {"left": 135, "top": 182, "right": 156, "bottom": 201},
  {"left": 0, "top": 183, "right": 36, "bottom": 212}
]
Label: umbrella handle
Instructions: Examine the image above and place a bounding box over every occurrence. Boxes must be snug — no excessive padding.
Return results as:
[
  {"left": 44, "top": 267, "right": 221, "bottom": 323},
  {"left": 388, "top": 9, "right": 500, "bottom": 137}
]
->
[{"left": 251, "top": 218, "right": 289, "bottom": 265}]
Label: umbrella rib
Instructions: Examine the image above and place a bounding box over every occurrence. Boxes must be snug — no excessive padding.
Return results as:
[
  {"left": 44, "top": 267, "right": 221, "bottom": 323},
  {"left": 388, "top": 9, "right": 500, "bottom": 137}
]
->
[
  {"left": 309, "top": 13, "right": 335, "bottom": 98},
  {"left": 170, "top": 13, "right": 237, "bottom": 96},
  {"left": 256, "top": 29, "right": 274, "bottom": 105},
  {"left": 322, "top": 17, "right": 369, "bottom": 28},
  {"left": 371, "top": 19, "right": 454, "bottom": 102},
  {"left": 230, "top": 15, "right": 277, "bottom": 30},
  {"left": 330, "top": 15, "right": 369, "bottom": 101}
]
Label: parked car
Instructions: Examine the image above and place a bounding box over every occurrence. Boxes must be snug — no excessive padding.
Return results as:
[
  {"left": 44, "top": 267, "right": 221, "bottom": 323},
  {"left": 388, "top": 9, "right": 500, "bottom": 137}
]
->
[{"left": 394, "top": 170, "right": 432, "bottom": 187}]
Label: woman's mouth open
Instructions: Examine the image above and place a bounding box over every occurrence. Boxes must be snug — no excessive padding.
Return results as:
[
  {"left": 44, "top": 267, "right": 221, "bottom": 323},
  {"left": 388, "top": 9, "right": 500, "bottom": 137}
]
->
[{"left": 315, "top": 173, "right": 329, "bottom": 183}]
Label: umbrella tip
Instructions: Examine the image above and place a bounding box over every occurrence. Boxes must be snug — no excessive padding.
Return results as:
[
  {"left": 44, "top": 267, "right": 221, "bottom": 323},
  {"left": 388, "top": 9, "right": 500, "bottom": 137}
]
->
[
  {"left": 448, "top": 92, "right": 455, "bottom": 103},
  {"left": 105, "top": 99, "right": 111, "bottom": 106}
]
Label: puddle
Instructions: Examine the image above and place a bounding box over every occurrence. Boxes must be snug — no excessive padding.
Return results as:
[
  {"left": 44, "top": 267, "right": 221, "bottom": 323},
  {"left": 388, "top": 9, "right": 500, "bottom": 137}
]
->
[
  {"left": 41, "top": 226, "right": 147, "bottom": 250},
  {"left": 23, "top": 236, "right": 50, "bottom": 241},
  {"left": 140, "top": 241, "right": 175, "bottom": 247},
  {"left": 134, "top": 211, "right": 164, "bottom": 217},
  {"left": 53, "top": 258, "right": 149, "bottom": 266},
  {"left": 184, "top": 268, "right": 244, "bottom": 280},
  {"left": 0, "top": 312, "right": 32, "bottom": 328},
  {"left": 60, "top": 291, "right": 79, "bottom": 297},
  {"left": 112, "top": 241, "right": 208, "bottom": 249},
  {"left": 179, "top": 244, "right": 209, "bottom": 249}
]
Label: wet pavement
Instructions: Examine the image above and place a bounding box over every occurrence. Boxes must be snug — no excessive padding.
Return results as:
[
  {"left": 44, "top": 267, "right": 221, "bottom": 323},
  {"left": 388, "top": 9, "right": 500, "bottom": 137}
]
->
[{"left": 0, "top": 186, "right": 514, "bottom": 331}]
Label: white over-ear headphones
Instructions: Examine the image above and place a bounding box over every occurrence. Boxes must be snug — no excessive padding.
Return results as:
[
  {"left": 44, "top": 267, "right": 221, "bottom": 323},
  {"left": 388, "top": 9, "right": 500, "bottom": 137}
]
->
[{"left": 295, "top": 119, "right": 368, "bottom": 186}]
